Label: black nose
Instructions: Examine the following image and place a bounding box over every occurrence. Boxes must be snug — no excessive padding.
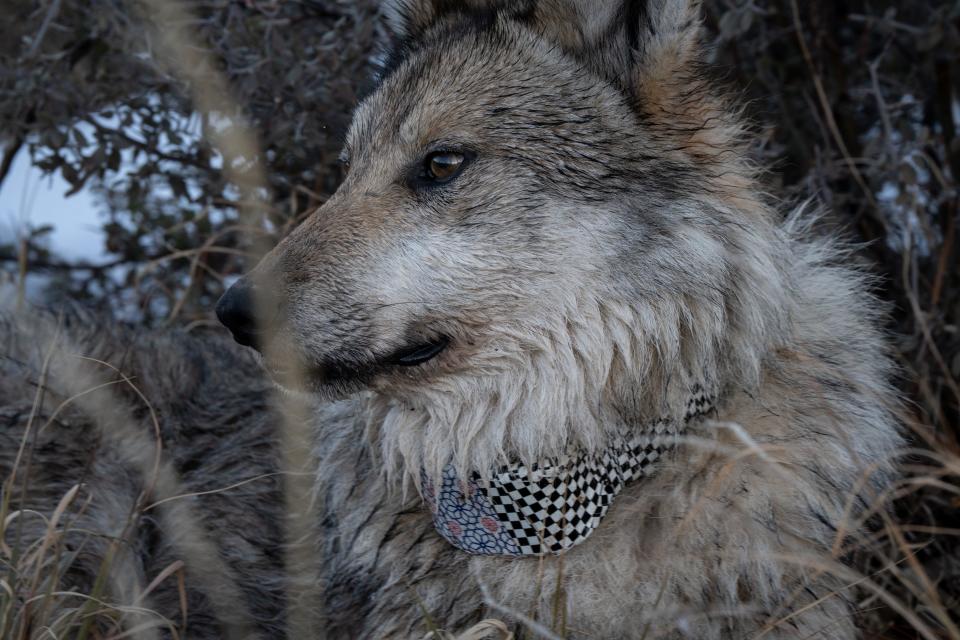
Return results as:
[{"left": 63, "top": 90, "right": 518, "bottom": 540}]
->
[{"left": 216, "top": 279, "right": 261, "bottom": 349}]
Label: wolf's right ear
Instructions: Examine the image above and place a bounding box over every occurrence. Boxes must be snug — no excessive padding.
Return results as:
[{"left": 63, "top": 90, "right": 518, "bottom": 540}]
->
[
  {"left": 381, "top": 0, "right": 436, "bottom": 42},
  {"left": 382, "top": 0, "right": 534, "bottom": 43}
]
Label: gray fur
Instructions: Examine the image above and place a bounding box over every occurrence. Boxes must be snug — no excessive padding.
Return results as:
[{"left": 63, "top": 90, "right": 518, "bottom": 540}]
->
[{"left": 1, "top": 1, "right": 902, "bottom": 638}]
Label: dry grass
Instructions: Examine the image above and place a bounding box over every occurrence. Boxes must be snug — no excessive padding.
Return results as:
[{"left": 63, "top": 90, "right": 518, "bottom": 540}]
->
[
  {"left": 1, "top": 326, "right": 182, "bottom": 640},
  {"left": 3, "top": 357, "right": 958, "bottom": 638}
]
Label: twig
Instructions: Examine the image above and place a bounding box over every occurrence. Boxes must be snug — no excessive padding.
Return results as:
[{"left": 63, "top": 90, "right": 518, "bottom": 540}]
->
[
  {"left": 478, "top": 583, "right": 563, "bottom": 640},
  {"left": 16, "top": 237, "right": 27, "bottom": 312},
  {"left": 931, "top": 204, "right": 956, "bottom": 307},
  {"left": 0, "top": 255, "right": 129, "bottom": 273},
  {"left": 867, "top": 42, "right": 894, "bottom": 162},
  {"left": 789, "top": 0, "right": 883, "bottom": 226},
  {"left": 24, "top": 0, "right": 63, "bottom": 58},
  {"left": 901, "top": 236, "right": 960, "bottom": 421},
  {"left": 0, "top": 136, "right": 24, "bottom": 189}
]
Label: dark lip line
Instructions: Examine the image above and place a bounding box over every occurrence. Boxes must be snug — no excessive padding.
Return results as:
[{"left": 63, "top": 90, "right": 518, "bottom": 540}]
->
[
  {"left": 269, "top": 335, "right": 451, "bottom": 388},
  {"left": 387, "top": 335, "right": 450, "bottom": 367}
]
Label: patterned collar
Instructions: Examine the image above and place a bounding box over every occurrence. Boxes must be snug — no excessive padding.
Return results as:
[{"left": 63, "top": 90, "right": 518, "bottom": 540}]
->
[{"left": 421, "top": 387, "right": 714, "bottom": 556}]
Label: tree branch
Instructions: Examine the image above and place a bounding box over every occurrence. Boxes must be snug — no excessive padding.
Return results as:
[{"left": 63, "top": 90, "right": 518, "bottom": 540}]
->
[
  {"left": 0, "top": 254, "right": 128, "bottom": 273},
  {"left": 0, "top": 136, "right": 24, "bottom": 190}
]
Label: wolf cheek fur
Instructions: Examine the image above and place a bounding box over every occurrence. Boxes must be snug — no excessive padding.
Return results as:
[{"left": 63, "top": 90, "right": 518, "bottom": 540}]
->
[{"left": 1, "top": 0, "right": 902, "bottom": 638}]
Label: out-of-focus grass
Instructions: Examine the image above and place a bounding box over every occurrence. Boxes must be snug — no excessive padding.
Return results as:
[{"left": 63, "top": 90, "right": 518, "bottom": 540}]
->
[
  {"left": 0, "top": 482, "right": 184, "bottom": 640},
  {"left": 0, "top": 329, "right": 179, "bottom": 640}
]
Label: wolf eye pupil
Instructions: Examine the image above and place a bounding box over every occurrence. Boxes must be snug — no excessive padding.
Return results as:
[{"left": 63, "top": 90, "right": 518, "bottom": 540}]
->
[{"left": 426, "top": 152, "right": 464, "bottom": 183}]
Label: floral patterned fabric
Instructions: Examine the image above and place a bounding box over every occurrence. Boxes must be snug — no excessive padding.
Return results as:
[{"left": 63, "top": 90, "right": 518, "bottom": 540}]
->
[{"left": 423, "top": 467, "right": 522, "bottom": 555}]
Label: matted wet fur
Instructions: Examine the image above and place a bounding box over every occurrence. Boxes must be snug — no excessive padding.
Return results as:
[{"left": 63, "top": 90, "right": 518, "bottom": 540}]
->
[{"left": 1, "top": 0, "right": 902, "bottom": 638}]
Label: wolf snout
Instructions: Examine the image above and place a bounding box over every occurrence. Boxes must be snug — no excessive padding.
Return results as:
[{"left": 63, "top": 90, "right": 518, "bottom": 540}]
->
[{"left": 216, "top": 278, "right": 263, "bottom": 349}]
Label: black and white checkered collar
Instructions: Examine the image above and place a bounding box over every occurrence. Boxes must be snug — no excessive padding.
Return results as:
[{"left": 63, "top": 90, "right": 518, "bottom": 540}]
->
[{"left": 422, "top": 386, "right": 715, "bottom": 556}]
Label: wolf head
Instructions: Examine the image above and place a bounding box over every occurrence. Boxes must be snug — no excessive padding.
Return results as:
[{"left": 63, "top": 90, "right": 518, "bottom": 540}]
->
[{"left": 217, "top": 0, "right": 793, "bottom": 478}]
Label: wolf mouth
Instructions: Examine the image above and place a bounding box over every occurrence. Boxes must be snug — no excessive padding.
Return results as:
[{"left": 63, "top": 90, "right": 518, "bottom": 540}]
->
[{"left": 266, "top": 335, "right": 450, "bottom": 390}]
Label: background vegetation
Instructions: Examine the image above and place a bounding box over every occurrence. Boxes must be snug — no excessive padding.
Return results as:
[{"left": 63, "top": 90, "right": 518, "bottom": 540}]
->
[{"left": 0, "top": 0, "right": 957, "bottom": 637}]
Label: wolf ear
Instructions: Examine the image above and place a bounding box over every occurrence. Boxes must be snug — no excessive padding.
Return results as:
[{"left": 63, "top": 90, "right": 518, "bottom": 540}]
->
[
  {"left": 380, "top": 0, "right": 436, "bottom": 42},
  {"left": 542, "top": 0, "right": 704, "bottom": 98},
  {"left": 382, "top": 0, "right": 536, "bottom": 43},
  {"left": 624, "top": 0, "right": 704, "bottom": 93},
  {"left": 382, "top": 0, "right": 704, "bottom": 98},
  {"left": 381, "top": 0, "right": 701, "bottom": 90}
]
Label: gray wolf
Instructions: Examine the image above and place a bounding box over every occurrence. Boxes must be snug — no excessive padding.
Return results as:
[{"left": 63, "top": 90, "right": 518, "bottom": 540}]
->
[{"left": 1, "top": 0, "right": 902, "bottom": 638}]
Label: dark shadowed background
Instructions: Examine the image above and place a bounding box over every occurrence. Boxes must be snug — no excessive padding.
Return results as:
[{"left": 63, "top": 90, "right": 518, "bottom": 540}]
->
[{"left": 0, "top": 1, "right": 957, "bottom": 636}]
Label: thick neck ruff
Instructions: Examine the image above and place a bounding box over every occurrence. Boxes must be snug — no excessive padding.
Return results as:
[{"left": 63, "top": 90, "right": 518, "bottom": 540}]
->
[{"left": 422, "top": 386, "right": 715, "bottom": 556}]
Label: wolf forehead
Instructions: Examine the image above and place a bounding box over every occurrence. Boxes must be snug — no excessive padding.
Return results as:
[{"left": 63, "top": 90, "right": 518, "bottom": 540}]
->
[
  {"left": 343, "top": 10, "right": 702, "bottom": 200},
  {"left": 350, "top": 32, "right": 618, "bottom": 145}
]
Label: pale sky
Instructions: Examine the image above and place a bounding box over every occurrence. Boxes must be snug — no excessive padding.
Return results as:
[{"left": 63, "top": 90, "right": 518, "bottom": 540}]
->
[{"left": 0, "top": 149, "right": 108, "bottom": 263}]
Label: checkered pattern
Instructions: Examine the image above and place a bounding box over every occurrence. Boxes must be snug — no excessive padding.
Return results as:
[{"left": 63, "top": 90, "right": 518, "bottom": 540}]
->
[{"left": 424, "top": 386, "right": 715, "bottom": 556}]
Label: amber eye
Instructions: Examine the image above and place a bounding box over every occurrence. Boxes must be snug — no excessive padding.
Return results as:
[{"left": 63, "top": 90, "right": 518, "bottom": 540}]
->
[{"left": 424, "top": 151, "right": 465, "bottom": 183}]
